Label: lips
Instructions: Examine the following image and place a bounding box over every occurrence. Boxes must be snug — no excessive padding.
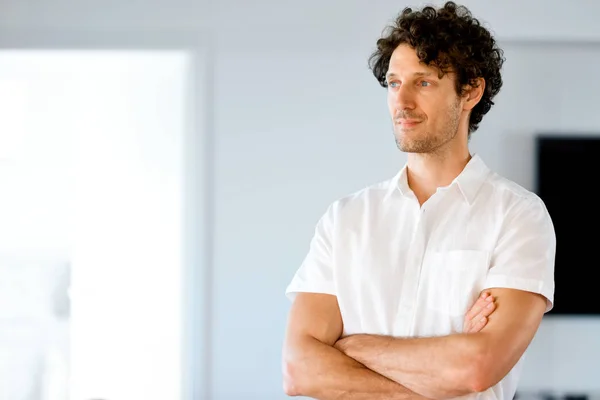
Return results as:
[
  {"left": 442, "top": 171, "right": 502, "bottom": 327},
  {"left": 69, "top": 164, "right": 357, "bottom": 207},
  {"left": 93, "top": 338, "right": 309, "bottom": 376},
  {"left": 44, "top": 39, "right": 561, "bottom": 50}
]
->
[{"left": 397, "top": 119, "right": 422, "bottom": 127}]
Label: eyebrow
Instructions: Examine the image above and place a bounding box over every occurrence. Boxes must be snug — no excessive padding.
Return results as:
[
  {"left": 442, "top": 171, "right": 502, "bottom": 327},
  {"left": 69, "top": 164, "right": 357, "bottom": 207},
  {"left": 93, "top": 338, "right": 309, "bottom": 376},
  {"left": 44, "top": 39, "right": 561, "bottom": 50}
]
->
[{"left": 386, "top": 71, "right": 433, "bottom": 80}]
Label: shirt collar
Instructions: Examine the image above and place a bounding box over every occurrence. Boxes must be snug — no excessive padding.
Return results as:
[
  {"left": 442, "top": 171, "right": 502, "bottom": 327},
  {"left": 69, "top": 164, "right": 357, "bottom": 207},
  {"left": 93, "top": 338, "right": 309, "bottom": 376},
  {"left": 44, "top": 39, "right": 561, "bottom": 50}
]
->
[
  {"left": 384, "top": 154, "right": 490, "bottom": 205},
  {"left": 453, "top": 154, "right": 490, "bottom": 205}
]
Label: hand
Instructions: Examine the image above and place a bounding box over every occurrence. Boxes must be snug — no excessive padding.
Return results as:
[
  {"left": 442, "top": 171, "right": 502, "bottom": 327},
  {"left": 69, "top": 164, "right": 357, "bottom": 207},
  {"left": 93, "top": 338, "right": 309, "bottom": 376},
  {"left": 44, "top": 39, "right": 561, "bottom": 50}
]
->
[{"left": 463, "top": 291, "right": 496, "bottom": 333}]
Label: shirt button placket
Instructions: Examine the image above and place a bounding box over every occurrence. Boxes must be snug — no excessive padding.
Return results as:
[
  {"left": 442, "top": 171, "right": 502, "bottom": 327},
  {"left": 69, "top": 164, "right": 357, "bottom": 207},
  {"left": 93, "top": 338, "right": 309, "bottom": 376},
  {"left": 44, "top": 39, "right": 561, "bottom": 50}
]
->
[{"left": 395, "top": 204, "right": 424, "bottom": 335}]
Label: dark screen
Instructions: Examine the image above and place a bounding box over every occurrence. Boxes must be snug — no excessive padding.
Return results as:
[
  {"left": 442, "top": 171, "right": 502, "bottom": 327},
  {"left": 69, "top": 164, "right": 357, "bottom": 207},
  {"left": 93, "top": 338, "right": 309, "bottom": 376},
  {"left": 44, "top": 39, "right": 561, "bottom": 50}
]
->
[{"left": 535, "top": 135, "right": 600, "bottom": 316}]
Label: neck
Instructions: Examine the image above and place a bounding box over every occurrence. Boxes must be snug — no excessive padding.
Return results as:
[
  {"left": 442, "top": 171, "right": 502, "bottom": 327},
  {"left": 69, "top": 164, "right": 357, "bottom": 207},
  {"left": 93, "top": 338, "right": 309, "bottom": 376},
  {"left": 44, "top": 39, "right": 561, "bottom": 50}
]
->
[{"left": 406, "top": 145, "right": 471, "bottom": 206}]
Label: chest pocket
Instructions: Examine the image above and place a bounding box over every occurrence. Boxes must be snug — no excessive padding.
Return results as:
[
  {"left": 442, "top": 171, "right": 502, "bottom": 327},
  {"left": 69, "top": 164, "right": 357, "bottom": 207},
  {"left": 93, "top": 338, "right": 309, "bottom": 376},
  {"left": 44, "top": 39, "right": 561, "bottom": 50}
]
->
[{"left": 423, "top": 250, "right": 490, "bottom": 317}]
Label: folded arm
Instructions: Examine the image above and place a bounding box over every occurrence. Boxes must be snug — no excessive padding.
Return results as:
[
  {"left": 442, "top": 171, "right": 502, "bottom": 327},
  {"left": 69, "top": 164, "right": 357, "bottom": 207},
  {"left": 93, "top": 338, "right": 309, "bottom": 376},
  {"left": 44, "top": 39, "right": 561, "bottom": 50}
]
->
[
  {"left": 336, "top": 197, "right": 554, "bottom": 399},
  {"left": 335, "top": 288, "right": 547, "bottom": 399},
  {"left": 282, "top": 292, "right": 429, "bottom": 400}
]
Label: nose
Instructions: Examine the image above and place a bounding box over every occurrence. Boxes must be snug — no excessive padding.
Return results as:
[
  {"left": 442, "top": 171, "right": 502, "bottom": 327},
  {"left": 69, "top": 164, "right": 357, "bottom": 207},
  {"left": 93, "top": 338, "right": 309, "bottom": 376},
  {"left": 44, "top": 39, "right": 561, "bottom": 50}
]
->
[{"left": 392, "top": 84, "right": 416, "bottom": 110}]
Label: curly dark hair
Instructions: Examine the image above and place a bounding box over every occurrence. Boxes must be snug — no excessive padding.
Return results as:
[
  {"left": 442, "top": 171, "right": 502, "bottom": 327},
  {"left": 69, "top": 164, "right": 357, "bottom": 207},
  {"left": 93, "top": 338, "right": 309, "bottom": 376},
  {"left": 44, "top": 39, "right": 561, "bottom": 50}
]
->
[{"left": 368, "top": 1, "right": 505, "bottom": 134}]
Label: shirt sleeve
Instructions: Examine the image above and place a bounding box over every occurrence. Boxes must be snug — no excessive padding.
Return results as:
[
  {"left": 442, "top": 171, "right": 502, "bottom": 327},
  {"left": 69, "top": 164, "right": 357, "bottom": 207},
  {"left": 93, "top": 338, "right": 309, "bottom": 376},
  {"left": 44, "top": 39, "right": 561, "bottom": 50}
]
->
[
  {"left": 483, "top": 196, "right": 556, "bottom": 312},
  {"left": 285, "top": 203, "right": 336, "bottom": 302}
]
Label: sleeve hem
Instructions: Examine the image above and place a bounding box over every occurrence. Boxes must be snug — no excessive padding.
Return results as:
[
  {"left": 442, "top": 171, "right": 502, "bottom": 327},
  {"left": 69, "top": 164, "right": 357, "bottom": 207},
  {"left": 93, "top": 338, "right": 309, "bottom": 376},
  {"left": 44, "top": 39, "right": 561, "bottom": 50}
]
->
[
  {"left": 285, "top": 282, "right": 336, "bottom": 302},
  {"left": 483, "top": 275, "right": 554, "bottom": 313}
]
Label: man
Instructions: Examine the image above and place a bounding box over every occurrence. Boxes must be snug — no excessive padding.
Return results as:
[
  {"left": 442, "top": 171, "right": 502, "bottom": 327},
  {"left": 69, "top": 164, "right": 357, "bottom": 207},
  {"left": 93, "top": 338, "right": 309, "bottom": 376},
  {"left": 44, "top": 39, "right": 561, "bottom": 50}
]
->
[{"left": 282, "top": 2, "right": 555, "bottom": 400}]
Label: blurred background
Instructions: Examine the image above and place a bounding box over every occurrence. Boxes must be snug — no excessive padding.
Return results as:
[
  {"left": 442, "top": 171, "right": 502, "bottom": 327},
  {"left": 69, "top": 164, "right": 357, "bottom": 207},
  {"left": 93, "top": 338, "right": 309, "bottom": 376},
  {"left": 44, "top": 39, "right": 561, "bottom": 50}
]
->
[{"left": 0, "top": 0, "right": 598, "bottom": 399}]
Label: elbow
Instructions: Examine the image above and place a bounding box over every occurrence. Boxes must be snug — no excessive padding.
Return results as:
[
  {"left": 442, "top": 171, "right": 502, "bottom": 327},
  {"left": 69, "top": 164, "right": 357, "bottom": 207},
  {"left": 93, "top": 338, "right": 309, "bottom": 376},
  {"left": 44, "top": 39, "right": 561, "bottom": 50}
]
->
[
  {"left": 282, "top": 359, "right": 303, "bottom": 397},
  {"left": 282, "top": 336, "right": 317, "bottom": 397},
  {"left": 469, "top": 372, "right": 495, "bottom": 394},
  {"left": 469, "top": 372, "right": 492, "bottom": 394},
  {"left": 465, "top": 343, "right": 499, "bottom": 393},
  {"left": 470, "top": 364, "right": 506, "bottom": 394}
]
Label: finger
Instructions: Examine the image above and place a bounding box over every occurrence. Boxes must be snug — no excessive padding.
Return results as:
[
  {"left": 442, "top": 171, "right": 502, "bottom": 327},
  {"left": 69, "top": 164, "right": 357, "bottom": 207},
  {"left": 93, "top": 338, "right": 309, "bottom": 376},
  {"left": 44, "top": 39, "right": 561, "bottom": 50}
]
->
[
  {"left": 464, "top": 297, "right": 486, "bottom": 322},
  {"left": 464, "top": 295, "right": 494, "bottom": 332},
  {"left": 466, "top": 316, "right": 488, "bottom": 333},
  {"left": 466, "top": 300, "right": 495, "bottom": 333},
  {"left": 464, "top": 299, "right": 486, "bottom": 331},
  {"left": 464, "top": 292, "right": 491, "bottom": 322},
  {"left": 479, "top": 297, "right": 495, "bottom": 318}
]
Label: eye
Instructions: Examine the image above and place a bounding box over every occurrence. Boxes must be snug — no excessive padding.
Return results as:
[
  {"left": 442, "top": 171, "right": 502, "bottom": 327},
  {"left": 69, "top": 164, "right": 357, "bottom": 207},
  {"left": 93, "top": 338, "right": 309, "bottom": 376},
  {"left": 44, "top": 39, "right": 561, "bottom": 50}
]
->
[
  {"left": 388, "top": 81, "right": 400, "bottom": 88},
  {"left": 419, "top": 81, "right": 431, "bottom": 87}
]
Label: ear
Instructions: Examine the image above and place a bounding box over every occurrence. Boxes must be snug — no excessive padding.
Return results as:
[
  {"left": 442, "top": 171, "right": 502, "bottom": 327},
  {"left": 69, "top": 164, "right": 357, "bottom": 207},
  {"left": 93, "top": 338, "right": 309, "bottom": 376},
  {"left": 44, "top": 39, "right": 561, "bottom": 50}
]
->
[{"left": 462, "top": 78, "right": 485, "bottom": 111}]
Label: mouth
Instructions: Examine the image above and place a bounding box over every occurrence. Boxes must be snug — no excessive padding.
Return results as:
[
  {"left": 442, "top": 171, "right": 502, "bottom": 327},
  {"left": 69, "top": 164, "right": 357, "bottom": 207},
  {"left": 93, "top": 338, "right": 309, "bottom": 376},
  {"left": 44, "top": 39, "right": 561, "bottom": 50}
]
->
[{"left": 396, "top": 119, "right": 422, "bottom": 128}]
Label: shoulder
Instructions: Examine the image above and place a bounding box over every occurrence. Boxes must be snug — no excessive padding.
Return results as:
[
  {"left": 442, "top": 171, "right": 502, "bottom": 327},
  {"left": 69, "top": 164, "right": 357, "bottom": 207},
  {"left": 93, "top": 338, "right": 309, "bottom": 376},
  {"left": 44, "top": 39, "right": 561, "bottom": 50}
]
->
[
  {"left": 486, "top": 172, "right": 545, "bottom": 207},
  {"left": 321, "top": 175, "right": 396, "bottom": 221},
  {"left": 484, "top": 172, "right": 553, "bottom": 230}
]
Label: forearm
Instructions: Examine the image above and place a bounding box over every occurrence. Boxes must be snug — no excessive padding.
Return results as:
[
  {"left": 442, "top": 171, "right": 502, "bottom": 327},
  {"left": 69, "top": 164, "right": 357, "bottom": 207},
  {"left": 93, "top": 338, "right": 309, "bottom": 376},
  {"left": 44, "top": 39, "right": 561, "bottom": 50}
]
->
[
  {"left": 337, "top": 334, "right": 482, "bottom": 399},
  {"left": 283, "top": 335, "right": 430, "bottom": 400}
]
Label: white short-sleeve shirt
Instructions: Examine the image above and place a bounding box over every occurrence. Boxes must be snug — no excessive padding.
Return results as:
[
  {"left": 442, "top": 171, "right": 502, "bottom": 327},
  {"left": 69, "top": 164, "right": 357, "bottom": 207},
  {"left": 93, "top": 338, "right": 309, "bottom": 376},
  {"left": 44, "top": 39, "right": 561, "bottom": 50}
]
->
[{"left": 286, "top": 154, "right": 556, "bottom": 400}]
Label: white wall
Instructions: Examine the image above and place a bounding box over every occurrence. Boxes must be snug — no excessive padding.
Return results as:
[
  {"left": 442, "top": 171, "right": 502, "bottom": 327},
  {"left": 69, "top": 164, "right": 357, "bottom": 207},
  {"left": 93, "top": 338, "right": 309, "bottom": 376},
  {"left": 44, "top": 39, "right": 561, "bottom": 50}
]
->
[
  {"left": 469, "top": 42, "right": 600, "bottom": 393},
  {"left": 1, "top": 0, "right": 600, "bottom": 399}
]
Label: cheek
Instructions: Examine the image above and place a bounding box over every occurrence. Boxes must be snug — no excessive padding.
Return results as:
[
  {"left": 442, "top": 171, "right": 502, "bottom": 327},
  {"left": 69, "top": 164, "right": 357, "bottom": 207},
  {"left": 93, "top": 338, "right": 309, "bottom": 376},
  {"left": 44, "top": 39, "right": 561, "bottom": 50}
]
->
[{"left": 387, "top": 92, "right": 395, "bottom": 112}]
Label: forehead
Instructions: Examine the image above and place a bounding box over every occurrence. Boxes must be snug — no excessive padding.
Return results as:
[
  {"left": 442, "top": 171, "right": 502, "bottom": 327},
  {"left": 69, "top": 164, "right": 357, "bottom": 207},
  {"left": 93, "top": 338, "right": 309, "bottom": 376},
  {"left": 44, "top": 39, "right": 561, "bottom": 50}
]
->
[
  {"left": 387, "top": 44, "right": 453, "bottom": 81},
  {"left": 388, "top": 44, "right": 436, "bottom": 74},
  {"left": 390, "top": 44, "right": 421, "bottom": 65}
]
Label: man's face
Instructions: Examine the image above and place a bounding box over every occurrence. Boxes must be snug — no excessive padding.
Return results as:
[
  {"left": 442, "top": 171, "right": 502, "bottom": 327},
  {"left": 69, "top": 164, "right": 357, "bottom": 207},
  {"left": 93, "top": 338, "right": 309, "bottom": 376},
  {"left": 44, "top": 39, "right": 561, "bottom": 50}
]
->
[{"left": 386, "top": 44, "right": 464, "bottom": 153}]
